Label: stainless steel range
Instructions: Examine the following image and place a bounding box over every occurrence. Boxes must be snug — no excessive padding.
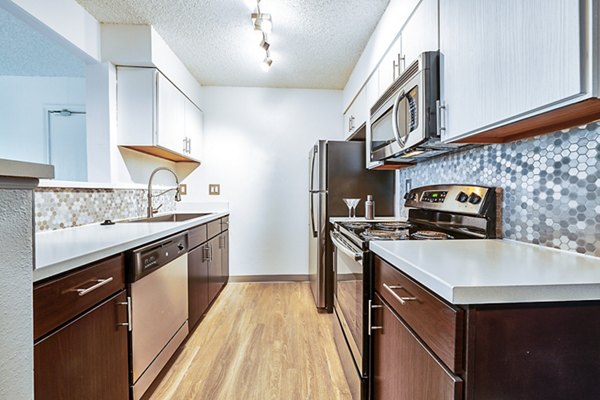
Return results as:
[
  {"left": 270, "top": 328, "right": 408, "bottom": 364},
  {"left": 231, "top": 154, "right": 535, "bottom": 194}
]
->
[{"left": 331, "top": 184, "right": 502, "bottom": 400}]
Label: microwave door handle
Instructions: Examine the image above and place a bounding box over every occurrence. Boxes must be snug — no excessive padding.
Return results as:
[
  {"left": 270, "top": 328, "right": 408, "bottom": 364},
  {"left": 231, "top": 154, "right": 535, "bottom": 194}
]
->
[{"left": 392, "top": 90, "right": 408, "bottom": 147}]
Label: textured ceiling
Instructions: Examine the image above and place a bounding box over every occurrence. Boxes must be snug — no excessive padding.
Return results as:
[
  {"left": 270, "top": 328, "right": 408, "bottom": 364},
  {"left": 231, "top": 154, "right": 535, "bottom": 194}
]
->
[
  {"left": 75, "top": 0, "right": 389, "bottom": 89},
  {"left": 0, "top": 6, "right": 85, "bottom": 77}
]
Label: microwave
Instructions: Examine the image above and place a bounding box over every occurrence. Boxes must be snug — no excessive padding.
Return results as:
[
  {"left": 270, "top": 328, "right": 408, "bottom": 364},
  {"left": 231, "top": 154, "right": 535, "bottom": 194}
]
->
[{"left": 367, "top": 51, "right": 452, "bottom": 168}]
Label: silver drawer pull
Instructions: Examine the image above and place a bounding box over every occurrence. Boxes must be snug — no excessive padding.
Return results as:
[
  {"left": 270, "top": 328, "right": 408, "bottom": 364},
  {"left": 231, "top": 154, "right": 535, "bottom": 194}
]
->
[
  {"left": 76, "top": 277, "right": 113, "bottom": 296},
  {"left": 117, "top": 296, "right": 132, "bottom": 331},
  {"left": 383, "top": 283, "right": 417, "bottom": 305}
]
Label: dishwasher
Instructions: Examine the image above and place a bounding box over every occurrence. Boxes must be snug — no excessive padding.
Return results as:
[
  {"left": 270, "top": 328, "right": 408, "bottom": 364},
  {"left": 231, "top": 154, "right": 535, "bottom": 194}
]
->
[{"left": 127, "top": 232, "right": 189, "bottom": 400}]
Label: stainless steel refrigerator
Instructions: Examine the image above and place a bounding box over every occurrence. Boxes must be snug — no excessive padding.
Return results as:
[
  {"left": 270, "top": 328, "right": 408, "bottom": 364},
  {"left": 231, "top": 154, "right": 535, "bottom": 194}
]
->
[{"left": 308, "top": 140, "right": 394, "bottom": 312}]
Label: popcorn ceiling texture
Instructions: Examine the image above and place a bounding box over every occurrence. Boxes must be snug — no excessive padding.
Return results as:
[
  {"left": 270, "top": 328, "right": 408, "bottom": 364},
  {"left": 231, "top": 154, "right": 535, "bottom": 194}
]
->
[
  {"left": 35, "top": 188, "right": 176, "bottom": 232},
  {"left": 397, "top": 123, "right": 600, "bottom": 257},
  {"left": 75, "top": 0, "right": 388, "bottom": 89}
]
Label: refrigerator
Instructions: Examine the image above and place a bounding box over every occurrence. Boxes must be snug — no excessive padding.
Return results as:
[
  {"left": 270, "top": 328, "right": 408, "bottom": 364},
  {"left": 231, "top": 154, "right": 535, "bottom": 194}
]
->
[{"left": 308, "top": 140, "right": 394, "bottom": 312}]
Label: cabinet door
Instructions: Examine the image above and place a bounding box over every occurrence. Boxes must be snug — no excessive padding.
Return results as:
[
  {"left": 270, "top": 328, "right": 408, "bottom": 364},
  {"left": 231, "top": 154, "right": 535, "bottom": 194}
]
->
[
  {"left": 344, "top": 87, "right": 367, "bottom": 139},
  {"left": 220, "top": 231, "right": 229, "bottom": 286},
  {"left": 208, "top": 235, "right": 223, "bottom": 304},
  {"left": 184, "top": 98, "right": 203, "bottom": 160},
  {"left": 372, "top": 294, "right": 462, "bottom": 400},
  {"left": 366, "top": 72, "right": 380, "bottom": 111},
  {"left": 157, "top": 73, "right": 186, "bottom": 153},
  {"left": 34, "top": 291, "right": 129, "bottom": 400},
  {"left": 401, "top": 0, "right": 439, "bottom": 71},
  {"left": 188, "top": 244, "right": 209, "bottom": 328},
  {"left": 116, "top": 67, "right": 156, "bottom": 146},
  {"left": 440, "top": 0, "right": 584, "bottom": 142},
  {"left": 378, "top": 37, "right": 402, "bottom": 94}
]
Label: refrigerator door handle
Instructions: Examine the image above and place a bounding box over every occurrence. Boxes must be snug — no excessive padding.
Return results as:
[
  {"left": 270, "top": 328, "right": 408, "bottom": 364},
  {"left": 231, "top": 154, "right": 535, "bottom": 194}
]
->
[{"left": 309, "top": 145, "right": 319, "bottom": 238}]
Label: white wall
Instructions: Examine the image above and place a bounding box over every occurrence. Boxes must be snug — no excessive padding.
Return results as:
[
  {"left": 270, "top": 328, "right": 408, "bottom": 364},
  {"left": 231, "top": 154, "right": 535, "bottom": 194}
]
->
[
  {"left": 183, "top": 86, "right": 342, "bottom": 276},
  {"left": 0, "top": 186, "right": 35, "bottom": 400},
  {"left": 0, "top": 76, "right": 86, "bottom": 164}
]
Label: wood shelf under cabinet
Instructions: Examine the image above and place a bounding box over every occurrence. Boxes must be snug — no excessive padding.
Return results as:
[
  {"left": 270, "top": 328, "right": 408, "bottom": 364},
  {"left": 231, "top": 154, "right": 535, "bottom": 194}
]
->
[{"left": 120, "top": 145, "right": 201, "bottom": 164}]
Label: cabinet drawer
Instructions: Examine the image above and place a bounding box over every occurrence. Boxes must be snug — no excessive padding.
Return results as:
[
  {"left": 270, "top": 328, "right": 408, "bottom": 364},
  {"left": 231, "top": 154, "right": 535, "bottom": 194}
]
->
[
  {"left": 374, "top": 256, "right": 464, "bottom": 373},
  {"left": 34, "top": 255, "right": 125, "bottom": 340},
  {"left": 188, "top": 224, "right": 208, "bottom": 249},
  {"left": 207, "top": 219, "right": 221, "bottom": 240},
  {"left": 221, "top": 216, "right": 229, "bottom": 232}
]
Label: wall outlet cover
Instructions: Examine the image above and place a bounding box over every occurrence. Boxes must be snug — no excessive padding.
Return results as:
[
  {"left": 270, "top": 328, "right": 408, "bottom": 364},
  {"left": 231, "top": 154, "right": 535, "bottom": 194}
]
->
[
  {"left": 179, "top": 184, "right": 187, "bottom": 195},
  {"left": 209, "top": 184, "right": 220, "bottom": 195}
]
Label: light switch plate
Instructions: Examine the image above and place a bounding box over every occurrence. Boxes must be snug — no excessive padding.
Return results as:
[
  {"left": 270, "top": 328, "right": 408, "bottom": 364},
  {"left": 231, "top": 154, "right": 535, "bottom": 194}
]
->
[
  {"left": 209, "top": 184, "right": 220, "bottom": 195},
  {"left": 179, "top": 184, "right": 187, "bottom": 195}
]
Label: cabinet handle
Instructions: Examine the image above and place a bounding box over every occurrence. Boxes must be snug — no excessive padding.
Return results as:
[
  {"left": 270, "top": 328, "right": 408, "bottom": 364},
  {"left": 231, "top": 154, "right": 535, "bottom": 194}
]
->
[
  {"left": 209, "top": 244, "right": 213, "bottom": 262},
  {"left": 117, "top": 296, "right": 132, "bottom": 331},
  {"left": 187, "top": 138, "right": 191, "bottom": 154},
  {"left": 368, "top": 299, "right": 383, "bottom": 334},
  {"left": 203, "top": 245, "right": 210, "bottom": 262},
  {"left": 436, "top": 100, "right": 446, "bottom": 136},
  {"left": 183, "top": 137, "right": 188, "bottom": 154},
  {"left": 75, "top": 277, "right": 113, "bottom": 297},
  {"left": 383, "top": 283, "right": 417, "bottom": 305}
]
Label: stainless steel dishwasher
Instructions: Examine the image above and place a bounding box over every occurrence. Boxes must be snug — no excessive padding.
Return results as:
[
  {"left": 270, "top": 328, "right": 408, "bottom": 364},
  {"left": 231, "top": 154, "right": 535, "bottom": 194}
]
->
[{"left": 128, "top": 232, "right": 189, "bottom": 400}]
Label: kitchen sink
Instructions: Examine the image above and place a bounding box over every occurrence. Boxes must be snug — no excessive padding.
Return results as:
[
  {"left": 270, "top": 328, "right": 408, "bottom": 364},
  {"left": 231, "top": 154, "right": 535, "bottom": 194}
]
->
[{"left": 122, "top": 213, "right": 211, "bottom": 223}]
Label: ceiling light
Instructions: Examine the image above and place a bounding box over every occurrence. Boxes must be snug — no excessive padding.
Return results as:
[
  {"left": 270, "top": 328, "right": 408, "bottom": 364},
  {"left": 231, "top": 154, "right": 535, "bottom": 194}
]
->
[
  {"left": 260, "top": 36, "right": 270, "bottom": 52},
  {"left": 262, "top": 53, "right": 273, "bottom": 72},
  {"left": 252, "top": 13, "right": 272, "bottom": 34}
]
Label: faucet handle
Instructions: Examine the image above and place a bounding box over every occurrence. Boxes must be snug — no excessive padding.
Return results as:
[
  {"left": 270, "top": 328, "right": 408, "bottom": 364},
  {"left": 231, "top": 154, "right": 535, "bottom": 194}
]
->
[{"left": 152, "top": 203, "right": 163, "bottom": 215}]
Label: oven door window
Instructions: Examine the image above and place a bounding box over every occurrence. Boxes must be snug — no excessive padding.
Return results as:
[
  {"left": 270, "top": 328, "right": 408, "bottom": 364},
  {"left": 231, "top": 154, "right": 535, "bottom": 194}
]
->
[
  {"left": 395, "top": 85, "right": 419, "bottom": 145},
  {"left": 335, "top": 246, "right": 364, "bottom": 359}
]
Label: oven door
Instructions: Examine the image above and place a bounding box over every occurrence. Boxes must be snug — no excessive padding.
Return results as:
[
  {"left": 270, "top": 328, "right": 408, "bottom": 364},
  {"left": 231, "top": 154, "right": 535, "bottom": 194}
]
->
[{"left": 331, "top": 231, "right": 366, "bottom": 376}]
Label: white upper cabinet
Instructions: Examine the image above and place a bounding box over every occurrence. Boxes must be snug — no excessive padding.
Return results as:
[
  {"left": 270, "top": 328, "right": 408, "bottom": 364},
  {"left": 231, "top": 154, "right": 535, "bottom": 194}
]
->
[
  {"left": 401, "top": 0, "right": 439, "bottom": 72},
  {"left": 440, "top": 0, "right": 584, "bottom": 142},
  {"left": 366, "top": 71, "right": 380, "bottom": 111},
  {"left": 378, "top": 37, "right": 402, "bottom": 95},
  {"left": 117, "top": 67, "right": 202, "bottom": 162},
  {"left": 156, "top": 72, "right": 186, "bottom": 153},
  {"left": 184, "top": 98, "right": 203, "bottom": 160},
  {"left": 344, "top": 87, "right": 367, "bottom": 140}
]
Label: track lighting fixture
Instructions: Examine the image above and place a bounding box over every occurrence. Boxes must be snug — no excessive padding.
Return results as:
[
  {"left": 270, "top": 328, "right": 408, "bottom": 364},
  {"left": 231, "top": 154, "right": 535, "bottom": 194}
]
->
[{"left": 248, "top": 0, "right": 273, "bottom": 71}]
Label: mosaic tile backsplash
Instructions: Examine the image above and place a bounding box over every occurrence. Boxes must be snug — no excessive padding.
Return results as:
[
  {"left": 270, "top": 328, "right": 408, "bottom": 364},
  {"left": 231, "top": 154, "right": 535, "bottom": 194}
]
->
[
  {"left": 35, "top": 188, "right": 176, "bottom": 232},
  {"left": 396, "top": 123, "right": 600, "bottom": 257}
]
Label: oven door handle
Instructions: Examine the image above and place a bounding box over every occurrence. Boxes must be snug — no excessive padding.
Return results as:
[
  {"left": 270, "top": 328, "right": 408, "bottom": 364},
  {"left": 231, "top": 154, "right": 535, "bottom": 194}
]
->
[{"left": 330, "top": 231, "right": 363, "bottom": 262}]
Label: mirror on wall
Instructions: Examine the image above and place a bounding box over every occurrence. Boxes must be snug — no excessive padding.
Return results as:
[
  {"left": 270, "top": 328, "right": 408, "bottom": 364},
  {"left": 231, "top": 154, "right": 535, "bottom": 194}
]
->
[{"left": 0, "top": 5, "right": 89, "bottom": 181}]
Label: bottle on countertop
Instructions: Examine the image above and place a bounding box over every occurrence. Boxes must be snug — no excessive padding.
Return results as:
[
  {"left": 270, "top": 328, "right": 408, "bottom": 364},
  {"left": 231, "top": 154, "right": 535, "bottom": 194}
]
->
[{"left": 365, "top": 195, "right": 375, "bottom": 220}]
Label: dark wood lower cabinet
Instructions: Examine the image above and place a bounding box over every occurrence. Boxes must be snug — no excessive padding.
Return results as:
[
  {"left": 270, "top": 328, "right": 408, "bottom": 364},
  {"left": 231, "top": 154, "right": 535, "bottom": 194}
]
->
[
  {"left": 188, "top": 243, "right": 210, "bottom": 328},
  {"left": 221, "top": 230, "right": 229, "bottom": 285},
  {"left": 34, "top": 290, "right": 129, "bottom": 400},
  {"left": 372, "top": 293, "right": 463, "bottom": 400},
  {"left": 208, "top": 234, "right": 223, "bottom": 303}
]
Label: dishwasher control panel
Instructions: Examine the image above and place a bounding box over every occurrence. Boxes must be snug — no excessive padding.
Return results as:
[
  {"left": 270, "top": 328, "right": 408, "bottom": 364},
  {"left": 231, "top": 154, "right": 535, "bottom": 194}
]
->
[{"left": 128, "top": 232, "right": 188, "bottom": 282}]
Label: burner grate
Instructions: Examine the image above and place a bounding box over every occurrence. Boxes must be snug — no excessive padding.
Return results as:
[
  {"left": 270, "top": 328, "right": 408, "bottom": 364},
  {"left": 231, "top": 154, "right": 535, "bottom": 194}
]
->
[
  {"left": 361, "top": 229, "right": 409, "bottom": 240},
  {"left": 375, "top": 222, "right": 414, "bottom": 231},
  {"left": 412, "top": 230, "right": 453, "bottom": 240}
]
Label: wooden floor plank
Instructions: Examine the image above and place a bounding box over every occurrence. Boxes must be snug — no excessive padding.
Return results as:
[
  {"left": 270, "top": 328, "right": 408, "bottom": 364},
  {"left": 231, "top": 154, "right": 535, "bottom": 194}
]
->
[{"left": 149, "top": 282, "right": 352, "bottom": 400}]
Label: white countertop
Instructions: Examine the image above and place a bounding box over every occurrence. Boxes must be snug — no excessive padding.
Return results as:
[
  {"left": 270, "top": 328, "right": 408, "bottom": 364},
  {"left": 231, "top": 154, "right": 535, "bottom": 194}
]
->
[
  {"left": 34, "top": 211, "right": 229, "bottom": 282},
  {"left": 370, "top": 239, "right": 600, "bottom": 305}
]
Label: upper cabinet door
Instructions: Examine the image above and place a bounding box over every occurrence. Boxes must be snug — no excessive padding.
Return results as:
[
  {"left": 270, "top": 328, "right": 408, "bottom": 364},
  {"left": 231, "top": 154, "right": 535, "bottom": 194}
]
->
[
  {"left": 378, "top": 37, "right": 402, "bottom": 95},
  {"left": 440, "top": 0, "right": 584, "bottom": 142},
  {"left": 401, "top": 0, "right": 439, "bottom": 72},
  {"left": 184, "top": 98, "right": 203, "bottom": 160},
  {"left": 157, "top": 73, "right": 186, "bottom": 153}
]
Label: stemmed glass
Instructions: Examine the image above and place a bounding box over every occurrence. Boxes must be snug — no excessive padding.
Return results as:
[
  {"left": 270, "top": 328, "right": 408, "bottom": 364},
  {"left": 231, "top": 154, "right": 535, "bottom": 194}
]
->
[{"left": 343, "top": 198, "right": 361, "bottom": 219}]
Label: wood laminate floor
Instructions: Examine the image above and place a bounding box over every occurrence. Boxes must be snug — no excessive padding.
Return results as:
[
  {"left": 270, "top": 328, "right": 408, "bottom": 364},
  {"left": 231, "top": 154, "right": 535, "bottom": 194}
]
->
[{"left": 149, "top": 282, "right": 352, "bottom": 400}]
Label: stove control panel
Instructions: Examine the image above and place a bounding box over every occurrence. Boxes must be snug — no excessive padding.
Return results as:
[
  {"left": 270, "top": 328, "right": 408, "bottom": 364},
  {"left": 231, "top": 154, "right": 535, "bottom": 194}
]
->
[
  {"left": 405, "top": 184, "right": 498, "bottom": 216},
  {"left": 421, "top": 190, "right": 448, "bottom": 203}
]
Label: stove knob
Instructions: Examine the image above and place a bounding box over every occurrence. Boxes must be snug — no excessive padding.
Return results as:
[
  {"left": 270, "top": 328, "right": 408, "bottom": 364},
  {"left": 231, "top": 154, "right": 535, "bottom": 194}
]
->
[
  {"left": 456, "top": 191, "right": 469, "bottom": 203},
  {"left": 404, "top": 192, "right": 411, "bottom": 200},
  {"left": 177, "top": 243, "right": 184, "bottom": 251},
  {"left": 468, "top": 193, "right": 482, "bottom": 204}
]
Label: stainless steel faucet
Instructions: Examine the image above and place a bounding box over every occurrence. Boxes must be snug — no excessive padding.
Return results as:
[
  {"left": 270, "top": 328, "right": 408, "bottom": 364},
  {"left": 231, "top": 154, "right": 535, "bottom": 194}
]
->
[{"left": 147, "top": 167, "right": 182, "bottom": 217}]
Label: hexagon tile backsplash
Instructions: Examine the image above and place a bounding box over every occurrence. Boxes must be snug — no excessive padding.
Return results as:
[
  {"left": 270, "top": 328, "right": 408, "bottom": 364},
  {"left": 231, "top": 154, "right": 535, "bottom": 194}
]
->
[
  {"left": 34, "top": 188, "right": 176, "bottom": 232},
  {"left": 397, "top": 123, "right": 600, "bottom": 257}
]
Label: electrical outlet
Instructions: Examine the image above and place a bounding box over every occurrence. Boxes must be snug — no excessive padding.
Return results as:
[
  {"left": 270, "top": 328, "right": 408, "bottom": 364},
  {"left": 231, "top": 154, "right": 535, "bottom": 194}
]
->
[
  {"left": 405, "top": 178, "right": 412, "bottom": 194},
  {"left": 179, "top": 184, "right": 187, "bottom": 195},
  {"left": 209, "top": 184, "right": 220, "bottom": 196}
]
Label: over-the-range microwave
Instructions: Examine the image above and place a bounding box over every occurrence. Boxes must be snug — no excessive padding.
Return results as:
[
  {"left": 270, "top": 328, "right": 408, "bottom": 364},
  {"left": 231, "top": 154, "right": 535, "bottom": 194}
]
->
[{"left": 367, "top": 51, "right": 463, "bottom": 169}]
